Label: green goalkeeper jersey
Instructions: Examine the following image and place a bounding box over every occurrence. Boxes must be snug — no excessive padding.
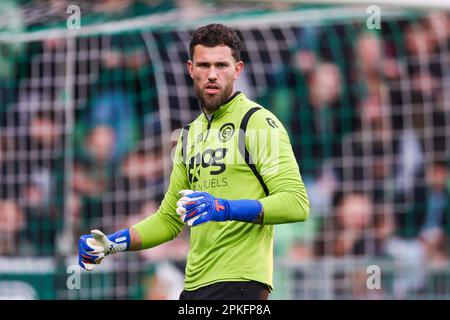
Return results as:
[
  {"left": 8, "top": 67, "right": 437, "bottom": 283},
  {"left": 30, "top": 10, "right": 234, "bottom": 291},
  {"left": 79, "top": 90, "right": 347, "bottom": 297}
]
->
[{"left": 133, "top": 92, "right": 310, "bottom": 291}]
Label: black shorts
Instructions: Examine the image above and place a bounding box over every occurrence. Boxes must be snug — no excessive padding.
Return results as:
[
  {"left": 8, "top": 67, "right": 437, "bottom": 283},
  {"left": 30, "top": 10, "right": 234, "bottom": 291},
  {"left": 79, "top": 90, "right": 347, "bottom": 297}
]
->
[{"left": 179, "top": 281, "right": 270, "bottom": 300}]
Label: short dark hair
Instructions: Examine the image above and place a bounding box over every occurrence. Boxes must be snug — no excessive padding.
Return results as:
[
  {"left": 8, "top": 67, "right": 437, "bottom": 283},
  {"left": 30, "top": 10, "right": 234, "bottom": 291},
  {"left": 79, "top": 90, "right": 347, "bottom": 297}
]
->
[
  {"left": 189, "top": 23, "right": 242, "bottom": 61},
  {"left": 430, "top": 159, "right": 449, "bottom": 170},
  {"left": 332, "top": 190, "right": 369, "bottom": 209}
]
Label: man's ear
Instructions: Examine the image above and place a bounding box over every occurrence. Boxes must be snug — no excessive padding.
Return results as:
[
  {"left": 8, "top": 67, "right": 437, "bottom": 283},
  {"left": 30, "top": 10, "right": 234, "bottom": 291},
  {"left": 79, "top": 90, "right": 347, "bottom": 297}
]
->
[
  {"left": 187, "top": 60, "right": 194, "bottom": 79},
  {"left": 233, "top": 61, "right": 244, "bottom": 80}
]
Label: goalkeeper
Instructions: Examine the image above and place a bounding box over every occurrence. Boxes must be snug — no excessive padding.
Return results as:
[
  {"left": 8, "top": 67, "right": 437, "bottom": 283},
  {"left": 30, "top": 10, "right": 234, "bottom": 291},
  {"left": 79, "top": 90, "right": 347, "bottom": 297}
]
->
[{"left": 78, "top": 23, "right": 310, "bottom": 300}]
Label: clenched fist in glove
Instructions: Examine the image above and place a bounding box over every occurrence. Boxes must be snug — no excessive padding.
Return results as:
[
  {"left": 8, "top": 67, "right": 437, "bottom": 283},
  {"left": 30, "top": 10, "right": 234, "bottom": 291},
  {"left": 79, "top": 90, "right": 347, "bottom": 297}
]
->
[
  {"left": 78, "top": 229, "right": 130, "bottom": 271},
  {"left": 176, "top": 190, "right": 263, "bottom": 227}
]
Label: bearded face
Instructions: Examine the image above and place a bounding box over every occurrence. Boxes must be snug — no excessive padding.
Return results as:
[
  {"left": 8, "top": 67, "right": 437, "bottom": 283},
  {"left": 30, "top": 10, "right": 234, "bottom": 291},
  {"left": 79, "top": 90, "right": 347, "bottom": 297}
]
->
[
  {"left": 188, "top": 44, "right": 243, "bottom": 113},
  {"left": 193, "top": 76, "right": 234, "bottom": 113}
]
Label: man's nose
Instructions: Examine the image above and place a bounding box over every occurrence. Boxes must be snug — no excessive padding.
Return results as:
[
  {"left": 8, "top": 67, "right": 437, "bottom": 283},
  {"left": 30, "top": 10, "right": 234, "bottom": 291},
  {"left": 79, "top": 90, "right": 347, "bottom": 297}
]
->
[{"left": 208, "top": 67, "right": 218, "bottom": 81}]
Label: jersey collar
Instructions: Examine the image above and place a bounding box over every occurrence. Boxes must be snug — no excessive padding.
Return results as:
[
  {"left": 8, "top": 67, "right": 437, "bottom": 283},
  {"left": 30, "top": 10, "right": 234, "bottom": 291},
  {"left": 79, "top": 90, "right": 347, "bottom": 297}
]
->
[{"left": 202, "top": 91, "right": 242, "bottom": 122}]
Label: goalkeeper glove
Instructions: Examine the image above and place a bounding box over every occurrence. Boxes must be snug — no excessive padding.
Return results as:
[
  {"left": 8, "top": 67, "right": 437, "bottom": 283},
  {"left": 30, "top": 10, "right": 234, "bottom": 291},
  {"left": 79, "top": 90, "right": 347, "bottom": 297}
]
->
[
  {"left": 78, "top": 229, "right": 130, "bottom": 271},
  {"left": 176, "top": 190, "right": 263, "bottom": 227}
]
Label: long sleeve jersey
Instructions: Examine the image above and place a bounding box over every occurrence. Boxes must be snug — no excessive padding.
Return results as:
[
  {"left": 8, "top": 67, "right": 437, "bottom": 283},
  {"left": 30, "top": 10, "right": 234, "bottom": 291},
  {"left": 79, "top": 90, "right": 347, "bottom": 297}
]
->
[{"left": 133, "top": 91, "right": 310, "bottom": 291}]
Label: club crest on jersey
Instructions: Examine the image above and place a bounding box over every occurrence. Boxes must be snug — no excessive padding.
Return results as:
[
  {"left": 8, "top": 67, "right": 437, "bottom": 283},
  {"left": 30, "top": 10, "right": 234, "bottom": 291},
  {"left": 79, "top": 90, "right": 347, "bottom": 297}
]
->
[{"left": 218, "top": 123, "right": 235, "bottom": 142}]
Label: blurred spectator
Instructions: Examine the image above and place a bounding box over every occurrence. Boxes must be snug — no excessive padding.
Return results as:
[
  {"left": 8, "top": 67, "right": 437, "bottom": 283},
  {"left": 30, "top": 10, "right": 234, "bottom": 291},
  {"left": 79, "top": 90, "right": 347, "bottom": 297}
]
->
[
  {"left": 394, "top": 20, "right": 448, "bottom": 160},
  {"left": 76, "top": 33, "right": 144, "bottom": 158},
  {"left": 314, "top": 191, "right": 393, "bottom": 257},
  {"left": 0, "top": 129, "right": 21, "bottom": 202},
  {"left": 352, "top": 32, "right": 401, "bottom": 101},
  {"left": 71, "top": 30, "right": 150, "bottom": 231},
  {"left": 384, "top": 160, "right": 450, "bottom": 297},
  {"left": 77, "top": 91, "right": 138, "bottom": 164},
  {"left": 28, "top": 109, "right": 63, "bottom": 149},
  {"left": 290, "top": 62, "right": 353, "bottom": 217},
  {"left": 0, "top": 107, "right": 65, "bottom": 256},
  {"left": 404, "top": 18, "right": 445, "bottom": 134},
  {"left": 74, "top": 124, "right": 122, "bottom": 173},
  {"left": 409, "top": 91, "right": 448, "bottom": 162},
  {"left": 175, "top": 0, "right": 203, "bottom": 20},
  {"left": 335, "top": 93, "right": 423, "bottom": 205},
  {"left": 126, "top": 200, "right": 188, "bottom": 300},
  {"left": 426, "top": 12, "right": 450, "bottom": 48},
  {"left": 120, "top": 144, "right": 165, "bottom": 194},
  {"left": 62, "top": 192, "right": 84, "bottom": 252},
  {"left": 86, "top": 125, "right": 117, "bottom": 164},
  {"left": 0, "top": 134, "right": 11, "bottom": 173},
  {"left": 143, "top": 260, "right": 185, "bottom": 300},
  {"left": 262, "top": 26, "right": 320, "bottom": 133},
  {"left": 0, "top": 200, "right": 25, "bottom": 255},
  {"left": 23, "top": 109, "right": 65, "bottom": 255},
  {"left": 263, "top": 33, "right": 354, "bottom": 218},
  {"left": 405, "top": 22, "right": 428, "bottom": 54},
  {"left": 0, "top": 0, "right": 25, "bottom": 115},
  {"left": 74, "top": 120, "right": 131, "bottom": 191},
  {"left": 92, "top": 140, "right": 167, "bottom": 232},
  {"left": 273, "top": 213, "right": 319, "bottom": 262},
  {"left": 126, "top": 199, "right": 189, "bottom": 263},
  {"left": 309, "top": 191, "right": 394, "bottom": 299},
  {"left": 404, "top": 18, "right": 446, "bottom": 80},
  {"left": 291, "top": 62, "right": 350, "bottom": 181},
  {"left": 402, "top": 161, "right": 450, "bottom": 265},
  {"left": 72, "top": 124, "right": 119, "bottom": 228},
  {"left": 293, "top": 26, "right": 320, "bottom": 75}
]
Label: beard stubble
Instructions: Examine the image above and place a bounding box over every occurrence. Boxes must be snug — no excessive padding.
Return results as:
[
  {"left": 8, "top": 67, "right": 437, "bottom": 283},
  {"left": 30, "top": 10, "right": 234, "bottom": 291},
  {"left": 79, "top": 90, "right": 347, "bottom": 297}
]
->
[{"left": 195, "top": 82, "right": 233, "bottom": 114}]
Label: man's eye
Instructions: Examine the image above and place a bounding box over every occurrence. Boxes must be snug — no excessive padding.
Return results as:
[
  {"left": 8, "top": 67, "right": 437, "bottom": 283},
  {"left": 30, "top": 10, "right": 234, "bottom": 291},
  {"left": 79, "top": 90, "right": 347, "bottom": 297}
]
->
[{"left": 218, "top": 64, "right": 227, "bottom": 68}]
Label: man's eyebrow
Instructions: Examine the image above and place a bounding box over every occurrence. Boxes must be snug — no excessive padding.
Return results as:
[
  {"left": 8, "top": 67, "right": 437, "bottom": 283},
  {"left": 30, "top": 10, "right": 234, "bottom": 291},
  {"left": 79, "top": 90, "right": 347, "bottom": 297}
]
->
[{"left": 195, "top": 60, "right": 230, "bottom": 65}]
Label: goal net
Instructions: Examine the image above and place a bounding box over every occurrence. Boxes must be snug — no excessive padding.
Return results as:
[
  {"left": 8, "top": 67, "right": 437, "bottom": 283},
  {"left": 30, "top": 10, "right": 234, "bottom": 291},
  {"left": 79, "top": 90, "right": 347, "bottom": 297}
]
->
[{"left": 0, "top": 2, "right": 449, "bottom": 299}]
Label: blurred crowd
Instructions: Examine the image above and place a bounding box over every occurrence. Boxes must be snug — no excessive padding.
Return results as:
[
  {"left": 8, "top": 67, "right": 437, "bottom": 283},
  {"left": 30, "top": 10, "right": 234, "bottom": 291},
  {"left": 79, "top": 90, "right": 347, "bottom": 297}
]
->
[
  {"left": 0, "top": 3, "right": 449, "bottom": 299},
  {"left": 264, "top": 12, "right": 450, "bottom": 298}
]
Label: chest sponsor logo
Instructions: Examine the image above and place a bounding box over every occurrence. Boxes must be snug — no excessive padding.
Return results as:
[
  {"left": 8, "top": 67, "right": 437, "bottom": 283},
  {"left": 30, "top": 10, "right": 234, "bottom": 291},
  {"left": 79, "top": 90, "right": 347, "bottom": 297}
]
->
[{"left": 188, "top": 148, "right": 228, "bottom": 183}]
